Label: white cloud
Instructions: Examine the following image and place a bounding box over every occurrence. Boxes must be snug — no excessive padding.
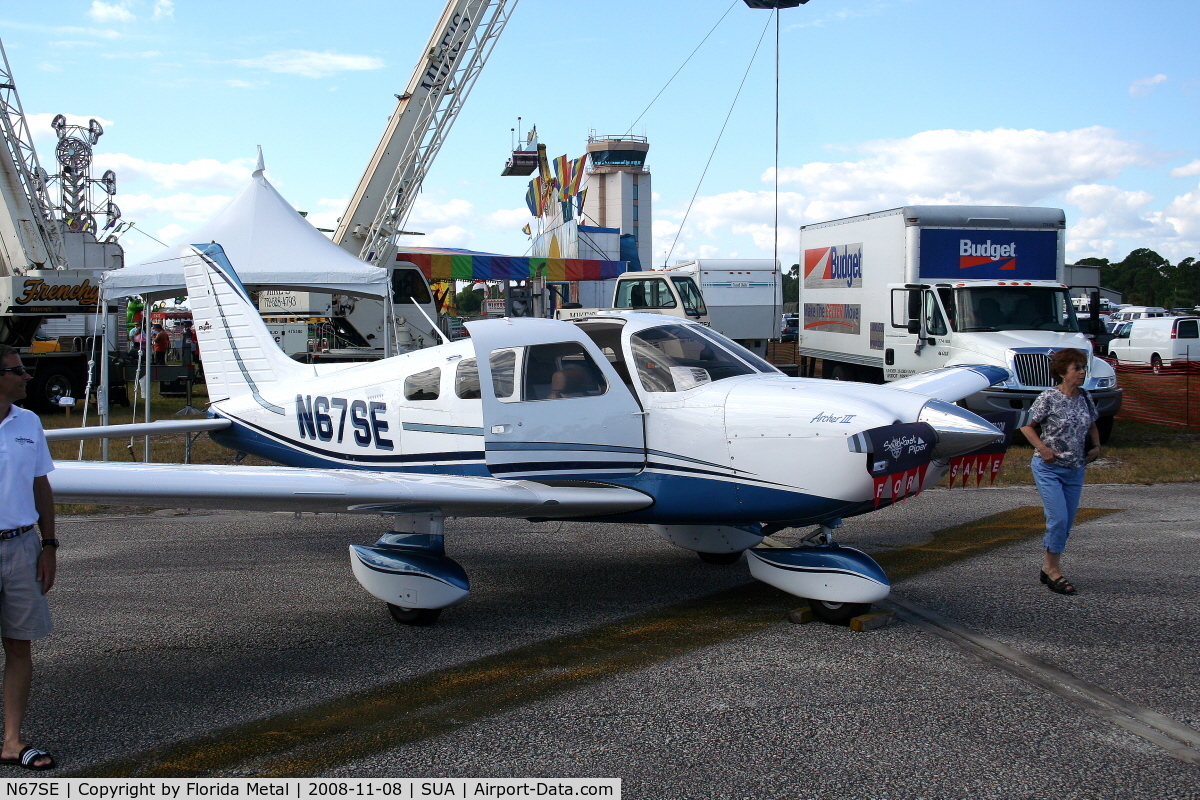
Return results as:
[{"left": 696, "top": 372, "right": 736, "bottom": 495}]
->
[
  {"left": 234, "top": 50, "right": 385, "bottom": 79},
  {"left": 116, "top": 191, "right": 233, "bottom": 225},
  {"left": 1163, "top": 187, "right": 1200, "bottom": 240},
  {"left": 152, "top": 0, "right": 174, "bottom": 20},
  {"left": 93, "top": 153, "right": 254, "bottom": 191},
  {"left": 1169, "top": 159, "right": 1200, "bottom": 178},
  {"left": 485, "top": 207, "right": 529, "bottom": 230},
  {"left": 653, "top": 126, "right": 1200, "bottom": 264},
  {"left": 87, "top": 1, "right": 135, "bottom": 23},
  {"left": 1129, "top": 74, "right": 1168, "bottom": 98},
  {"left": 25, "top": 113, "right": 115, "bottom": 145},
  {"left": 155, "top": 223, "right": 187, "bottom": 244},
  {"left": 774, "top": 127, "right": 1150, "bottom": 209},
  {"left": 1063, "top": 184, "right": 1165, "bottom": 257},
  {"left": 301, "top": 198, "right": 348, "bottom": 235}
]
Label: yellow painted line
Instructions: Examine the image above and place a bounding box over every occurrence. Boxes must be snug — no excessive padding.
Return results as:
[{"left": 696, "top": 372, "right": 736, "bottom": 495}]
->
[{"left": 72, "top": 505, "right": 1121, "bottom": 778}]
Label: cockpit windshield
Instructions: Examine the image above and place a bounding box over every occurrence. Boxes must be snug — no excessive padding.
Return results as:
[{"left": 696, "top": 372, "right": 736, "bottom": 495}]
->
[
  {"left": 629, "top": 324, "right": 757, "bottom": 392},
  {"left": 955, "top": 287, "right": 1080, "bottom": 333}
]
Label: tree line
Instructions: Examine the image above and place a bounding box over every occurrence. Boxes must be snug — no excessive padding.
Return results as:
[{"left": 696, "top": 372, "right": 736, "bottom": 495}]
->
[{"left": 1077, "top": 249, "right": 1199, "bottom": 310}]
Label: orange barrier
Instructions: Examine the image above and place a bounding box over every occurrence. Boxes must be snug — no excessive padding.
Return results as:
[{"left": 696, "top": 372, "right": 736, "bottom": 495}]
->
[{"left": 1111, "top": 359, "right": 1200, "bottom": 429}]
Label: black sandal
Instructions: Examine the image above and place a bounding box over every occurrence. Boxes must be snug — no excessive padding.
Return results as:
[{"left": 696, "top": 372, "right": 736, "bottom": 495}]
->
[{"left": 1045, "top": 575, "right": 1077, "bottom": 595}]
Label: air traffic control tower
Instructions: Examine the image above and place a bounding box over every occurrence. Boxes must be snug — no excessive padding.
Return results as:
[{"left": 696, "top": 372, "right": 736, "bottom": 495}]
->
[{"left": 582, "top": 135, "right": 651, "bottom": 270}]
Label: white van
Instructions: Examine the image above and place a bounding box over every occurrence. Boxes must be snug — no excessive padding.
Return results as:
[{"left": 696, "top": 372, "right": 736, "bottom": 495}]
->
[
  {"left": 1108, "top": 306, "right": 1168, "bottom": 324},
  {"left": 1108, "top": 316, "right": 1200, "bottom": 372}
]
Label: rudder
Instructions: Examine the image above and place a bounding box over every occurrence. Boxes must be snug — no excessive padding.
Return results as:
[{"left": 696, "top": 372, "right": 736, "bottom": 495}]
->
[{"left": 183, "top": 243, "right": 305, "bottom": 410}]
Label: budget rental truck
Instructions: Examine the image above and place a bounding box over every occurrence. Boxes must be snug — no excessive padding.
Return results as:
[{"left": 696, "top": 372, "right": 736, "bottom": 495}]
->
[{"left": 797, "top": 206, "right": 1122, "bottom": 439}]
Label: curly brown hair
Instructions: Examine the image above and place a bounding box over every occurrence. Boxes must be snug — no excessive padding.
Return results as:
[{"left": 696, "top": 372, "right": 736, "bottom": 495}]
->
[{"left": 1049, "top": 348, "right": 1087, "bottom": 383}]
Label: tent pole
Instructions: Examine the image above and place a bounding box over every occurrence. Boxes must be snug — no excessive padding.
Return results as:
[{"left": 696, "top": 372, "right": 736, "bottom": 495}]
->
[
  {"left": 99, "top": 301, "right": 110, "bottom": 460},
  {"left": 143, "top": 311, "right": 151, "bottom": 462}
]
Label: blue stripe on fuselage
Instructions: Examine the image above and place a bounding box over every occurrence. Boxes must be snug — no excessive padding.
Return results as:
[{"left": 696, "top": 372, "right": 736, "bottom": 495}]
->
[{"left": 207, "top": 414, "right": 857, "bottom": 526}]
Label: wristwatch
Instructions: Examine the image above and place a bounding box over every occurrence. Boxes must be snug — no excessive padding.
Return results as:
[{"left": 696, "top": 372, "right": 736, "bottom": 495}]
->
[{"left": 40, "top": 539, "right": 59, "bottom": 549}]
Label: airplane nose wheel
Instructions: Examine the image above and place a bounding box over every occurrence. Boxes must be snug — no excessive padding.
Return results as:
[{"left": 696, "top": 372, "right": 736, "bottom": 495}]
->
[
  {"left": 387, "top": 605, "right": 443, "bottom": 627},
  {"left": 807, "top": 599, "right": 871, "bottom": 625}
]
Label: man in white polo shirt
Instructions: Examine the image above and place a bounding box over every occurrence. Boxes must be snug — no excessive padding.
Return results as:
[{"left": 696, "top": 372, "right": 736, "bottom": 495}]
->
[{"left": 0, "top": 345, "right": 57, "bottom": 771}]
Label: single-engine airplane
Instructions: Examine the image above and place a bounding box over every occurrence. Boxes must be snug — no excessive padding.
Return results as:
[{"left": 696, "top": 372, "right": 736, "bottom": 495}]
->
[{"left": 49, "top": 244, "right": 1008, "bottom": 624}]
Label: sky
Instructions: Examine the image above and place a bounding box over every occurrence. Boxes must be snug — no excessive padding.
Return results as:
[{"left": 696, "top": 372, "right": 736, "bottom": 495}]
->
[{"left": 3, "top": 0, "right": 1199, "bottom": 271}]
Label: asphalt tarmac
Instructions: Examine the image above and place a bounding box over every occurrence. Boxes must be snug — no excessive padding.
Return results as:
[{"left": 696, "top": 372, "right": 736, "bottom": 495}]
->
[{"left": 28, "top": 480, "right": 1200, "bottom": 798}]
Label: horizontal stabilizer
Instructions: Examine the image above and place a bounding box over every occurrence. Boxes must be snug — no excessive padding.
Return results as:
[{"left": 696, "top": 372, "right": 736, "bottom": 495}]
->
[
  {"left": 49, "top": 461, "right": 653, "bottom": 518},
  {"left": 44, "top": 419, "right": 231, "bottom": 442},
  {"left": 887, "top": 365, "right": 1010, "bottom": 402}
]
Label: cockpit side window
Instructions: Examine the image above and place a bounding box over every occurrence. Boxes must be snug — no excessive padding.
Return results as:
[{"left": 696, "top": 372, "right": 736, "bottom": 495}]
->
[{"left": 522, "top": 342, "right": 608, "bottom": 401}]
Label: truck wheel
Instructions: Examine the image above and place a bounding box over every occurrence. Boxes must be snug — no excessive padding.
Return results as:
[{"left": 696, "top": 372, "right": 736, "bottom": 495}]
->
[
  {"left": 1151, "top": 355, "right": 1163, "bottom": 374},
  {"left": 26, "top": 365, "right": 77, "bottom": 413},
  {"left": 1096, "top": 415, "right": 1114, "bottom": 445}
]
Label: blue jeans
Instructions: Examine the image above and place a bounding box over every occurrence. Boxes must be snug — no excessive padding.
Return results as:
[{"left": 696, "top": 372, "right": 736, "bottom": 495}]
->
[{"left": 1031, "top": 457, "right": 1086, "bottom": 553}]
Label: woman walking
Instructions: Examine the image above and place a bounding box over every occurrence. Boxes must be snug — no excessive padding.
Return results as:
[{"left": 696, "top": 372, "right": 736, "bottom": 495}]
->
[{"left": 1019, "top": 348, "right": 1102, "bottom": 595}]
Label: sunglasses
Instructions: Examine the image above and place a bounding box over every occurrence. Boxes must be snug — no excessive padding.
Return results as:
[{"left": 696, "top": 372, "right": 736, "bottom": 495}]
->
[{"left": 0, "top": 366, "right": 34, "bottom": 376}]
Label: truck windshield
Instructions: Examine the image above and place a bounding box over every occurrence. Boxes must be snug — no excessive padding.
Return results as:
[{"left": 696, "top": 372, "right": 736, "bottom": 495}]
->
[
  {"left": 955, "top": 288, "right": 1080, "bottom": 333},
  {"left": 670, "top": 277, "right": 707, "bottom": 316}
]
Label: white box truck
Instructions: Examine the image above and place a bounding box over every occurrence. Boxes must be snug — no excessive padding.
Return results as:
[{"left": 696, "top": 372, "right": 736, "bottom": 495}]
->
[
  {"left": 659, "top": 259, "right": 781, "bottom": 356},
  {"left": 797, "top": 206, "right": 1122, "bottom": 439}
]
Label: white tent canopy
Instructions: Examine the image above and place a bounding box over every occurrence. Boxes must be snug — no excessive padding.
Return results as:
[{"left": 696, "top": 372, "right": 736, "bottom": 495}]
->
[{"left": 101, "top": 157, "right": 387, "bottom": 300}]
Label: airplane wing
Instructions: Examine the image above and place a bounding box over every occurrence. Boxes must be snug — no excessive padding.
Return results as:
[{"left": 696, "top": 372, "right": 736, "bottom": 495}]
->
[
  {"left": 48, "top": 461, "right": 653, "bottom": 518},
  {"left": 886, "top": 365, "right": 1010, "bottom": 402},
  {"left": 44, "top": 419, "right": 231, "bottom": 442}
]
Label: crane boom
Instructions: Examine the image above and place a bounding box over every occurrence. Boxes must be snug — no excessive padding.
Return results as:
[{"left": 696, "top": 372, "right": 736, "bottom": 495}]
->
[
  {"left": 333, "top": 0, "right": 516, "bottom": 264},
  {"left": 0, "top": 40, "right": 65, "bottom": 275}
]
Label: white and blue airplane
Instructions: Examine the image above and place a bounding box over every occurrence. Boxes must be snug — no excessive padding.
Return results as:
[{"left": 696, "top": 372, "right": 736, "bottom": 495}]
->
[{"left": 50, "top": 244, "right": 1008, "bottom": 625}]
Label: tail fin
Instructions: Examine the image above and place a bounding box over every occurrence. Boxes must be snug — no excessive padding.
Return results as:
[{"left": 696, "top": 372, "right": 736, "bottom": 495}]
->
[{"left": 183, "top": 243, "right": 305, "bottom": 412}]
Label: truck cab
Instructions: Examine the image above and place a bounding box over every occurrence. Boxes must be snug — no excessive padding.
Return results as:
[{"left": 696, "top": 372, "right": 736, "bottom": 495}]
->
[
  {"left": 892, "top": 279, "right": 1120, "bottom": 424},
  {"left": 556, "top": 271, "right": 709, "bottom": 325}
]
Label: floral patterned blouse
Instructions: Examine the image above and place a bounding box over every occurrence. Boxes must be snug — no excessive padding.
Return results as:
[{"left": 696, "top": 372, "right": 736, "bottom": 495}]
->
[{"left": 1028, "top": 387, "right": 1098, "bottom": 469}]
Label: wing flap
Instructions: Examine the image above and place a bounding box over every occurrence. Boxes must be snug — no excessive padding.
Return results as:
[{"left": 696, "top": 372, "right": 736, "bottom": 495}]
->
[{"left": 49, "top": 461, "right": 652, "bottom": 518}]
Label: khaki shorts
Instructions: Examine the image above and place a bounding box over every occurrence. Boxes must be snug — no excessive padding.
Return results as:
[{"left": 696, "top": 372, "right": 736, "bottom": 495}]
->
[{"left": 0, "top": 531, "right": 52, "bottom": 640}]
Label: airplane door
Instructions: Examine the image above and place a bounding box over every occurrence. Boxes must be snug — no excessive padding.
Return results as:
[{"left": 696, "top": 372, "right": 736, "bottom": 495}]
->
[{"left": 466, "top": 318, "right": 646, "bottom": 479}]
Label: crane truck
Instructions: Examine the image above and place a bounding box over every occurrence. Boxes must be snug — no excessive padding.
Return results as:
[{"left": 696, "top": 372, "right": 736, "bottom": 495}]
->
[{"left": 0, "top": 40, "right": 125, "bottom": 412}]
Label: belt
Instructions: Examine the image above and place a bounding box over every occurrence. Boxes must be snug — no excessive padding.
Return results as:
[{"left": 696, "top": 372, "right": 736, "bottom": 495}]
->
[{"left": 0, "top": 525, "right": 34, "bottom": 540}]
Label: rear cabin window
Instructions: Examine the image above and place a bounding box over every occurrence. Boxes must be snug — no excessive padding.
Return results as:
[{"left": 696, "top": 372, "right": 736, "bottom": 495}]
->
[
  {"left": 455, "top": 358, "right": 481, "bottom": 398},
  {"left": 403, "top": 367, "right": 440, "bottom": 401},
  {"left": 1177, "top": 319, "right": 1198, "bottom": 339}
]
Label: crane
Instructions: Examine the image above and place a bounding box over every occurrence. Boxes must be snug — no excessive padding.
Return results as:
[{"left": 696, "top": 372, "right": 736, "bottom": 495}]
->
[
  {"left": 334, "top": 0, "right": 517, "bottom": 266},
  {"left": 0, "top": 40, "right": 65, "bottom": 274}
]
